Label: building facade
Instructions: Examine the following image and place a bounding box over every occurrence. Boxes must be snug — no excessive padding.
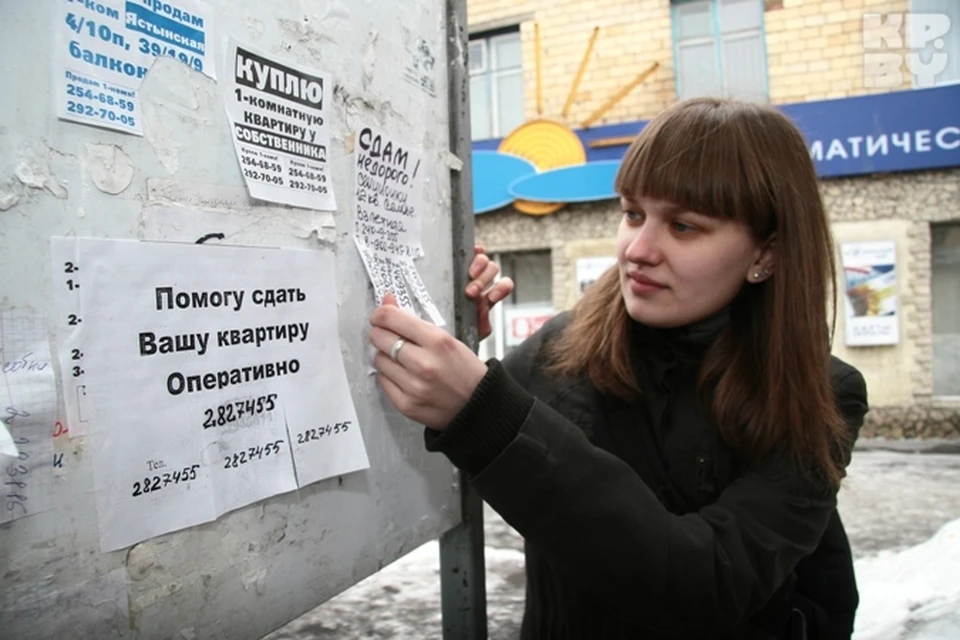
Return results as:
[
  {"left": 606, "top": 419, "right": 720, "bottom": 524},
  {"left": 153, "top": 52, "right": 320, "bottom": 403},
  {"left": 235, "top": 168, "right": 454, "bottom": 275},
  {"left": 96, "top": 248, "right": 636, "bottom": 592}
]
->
[{"left": 467, "top": 0, "right": 960, "bottom": 438}]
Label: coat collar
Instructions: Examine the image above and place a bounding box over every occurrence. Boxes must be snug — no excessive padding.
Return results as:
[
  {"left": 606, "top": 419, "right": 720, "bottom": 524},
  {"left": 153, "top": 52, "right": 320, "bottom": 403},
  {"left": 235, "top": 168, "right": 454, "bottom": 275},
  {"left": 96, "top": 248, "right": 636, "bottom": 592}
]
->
[{"left": 631, "top": 307, "right": 730, "bottom": 364}]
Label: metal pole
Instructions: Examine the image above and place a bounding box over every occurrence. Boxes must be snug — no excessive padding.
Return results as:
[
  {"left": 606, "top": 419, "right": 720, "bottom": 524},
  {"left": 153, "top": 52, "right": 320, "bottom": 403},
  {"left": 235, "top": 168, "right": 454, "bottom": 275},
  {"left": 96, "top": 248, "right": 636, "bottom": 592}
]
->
[{"left": 440, "top": 0, "right": 488, "bottom": 638}]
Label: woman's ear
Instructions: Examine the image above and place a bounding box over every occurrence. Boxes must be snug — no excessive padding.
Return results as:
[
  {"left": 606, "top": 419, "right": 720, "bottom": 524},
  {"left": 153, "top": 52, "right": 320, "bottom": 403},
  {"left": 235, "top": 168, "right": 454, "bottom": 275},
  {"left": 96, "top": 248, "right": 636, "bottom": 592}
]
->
[{"left": 746, "top": 234, "right": 776, "bottom": 284}]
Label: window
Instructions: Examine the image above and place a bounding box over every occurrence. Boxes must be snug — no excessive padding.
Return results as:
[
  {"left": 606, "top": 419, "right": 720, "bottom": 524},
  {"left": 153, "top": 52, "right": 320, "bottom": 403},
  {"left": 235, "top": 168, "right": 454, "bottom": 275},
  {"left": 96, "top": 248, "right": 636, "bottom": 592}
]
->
[
  {"left": 932, "top": 223, "right": 960, "bottom": 396},
  {"left": 672, "top": 0, "right": 768, "bottom": 102},
  {"left": 911, "top": 0, "right": 960, "bottom": 86},
  {"left": 469, "top": 29, "right": 524, "bottom": 140},
  {"left": 478, "top": 250, "right": 553, "bottom": 361}
]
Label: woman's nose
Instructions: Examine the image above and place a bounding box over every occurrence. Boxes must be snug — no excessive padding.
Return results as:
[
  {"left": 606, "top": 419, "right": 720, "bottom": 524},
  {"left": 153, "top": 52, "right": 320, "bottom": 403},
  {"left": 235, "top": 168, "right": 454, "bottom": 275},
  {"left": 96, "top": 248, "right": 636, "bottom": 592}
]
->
[{"left": 625, "top": 222, "right": 663, "bottom": 264}]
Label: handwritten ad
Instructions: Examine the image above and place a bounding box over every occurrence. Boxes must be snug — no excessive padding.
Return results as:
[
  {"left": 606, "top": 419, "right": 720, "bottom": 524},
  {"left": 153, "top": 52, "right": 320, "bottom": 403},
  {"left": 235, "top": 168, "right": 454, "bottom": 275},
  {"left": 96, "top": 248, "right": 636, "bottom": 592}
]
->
[
  {"left": 1, "top": 310, "right": 56, "bottom": 525},
  {"left": 353, "top": 125, "right": 443, "bottom": 325},
  {"left": 225, "top": 38, "right": 336, "bottom": 211},
  {"left": 52, "top": 237, "right": 368, "bottom": 551}
]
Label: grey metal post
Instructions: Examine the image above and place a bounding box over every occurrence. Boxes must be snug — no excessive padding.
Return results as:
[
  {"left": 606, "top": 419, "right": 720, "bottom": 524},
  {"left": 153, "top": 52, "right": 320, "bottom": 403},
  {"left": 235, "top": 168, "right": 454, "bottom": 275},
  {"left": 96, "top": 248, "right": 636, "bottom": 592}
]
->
[{"left": 440, "top": 0, "right": 489, "bottom": 638}]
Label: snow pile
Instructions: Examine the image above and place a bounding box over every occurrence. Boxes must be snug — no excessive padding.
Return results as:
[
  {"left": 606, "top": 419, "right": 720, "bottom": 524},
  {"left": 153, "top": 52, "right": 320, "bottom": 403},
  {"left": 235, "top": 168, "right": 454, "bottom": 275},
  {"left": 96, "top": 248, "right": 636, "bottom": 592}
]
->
[{"left": 854, "top": 517, "right": 960, "bottom": 639}]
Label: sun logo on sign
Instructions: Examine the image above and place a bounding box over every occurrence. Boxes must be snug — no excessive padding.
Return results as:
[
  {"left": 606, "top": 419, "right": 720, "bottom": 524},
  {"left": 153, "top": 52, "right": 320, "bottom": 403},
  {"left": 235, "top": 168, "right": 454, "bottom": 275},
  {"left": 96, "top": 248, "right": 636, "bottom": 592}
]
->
[{"left": 474, "top": 25, "right": 660, "bottom": 216}]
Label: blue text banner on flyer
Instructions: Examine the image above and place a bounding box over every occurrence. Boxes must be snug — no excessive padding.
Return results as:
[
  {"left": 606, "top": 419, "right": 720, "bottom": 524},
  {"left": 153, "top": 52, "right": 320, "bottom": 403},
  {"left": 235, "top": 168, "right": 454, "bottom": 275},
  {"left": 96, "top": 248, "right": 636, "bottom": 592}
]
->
[
  {"left": 59, "top": 237, "right": 369, "bottom": 552},
  {"left": 55, "top": 0, "right": 216, "bottom": 135}
]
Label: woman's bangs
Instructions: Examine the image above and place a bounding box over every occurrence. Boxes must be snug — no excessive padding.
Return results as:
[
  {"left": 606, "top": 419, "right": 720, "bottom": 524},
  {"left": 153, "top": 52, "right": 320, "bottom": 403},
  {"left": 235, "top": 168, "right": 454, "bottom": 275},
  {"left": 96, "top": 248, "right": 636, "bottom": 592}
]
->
[{"left": 614, "top": 100, "right": 772, "bottom": 230}]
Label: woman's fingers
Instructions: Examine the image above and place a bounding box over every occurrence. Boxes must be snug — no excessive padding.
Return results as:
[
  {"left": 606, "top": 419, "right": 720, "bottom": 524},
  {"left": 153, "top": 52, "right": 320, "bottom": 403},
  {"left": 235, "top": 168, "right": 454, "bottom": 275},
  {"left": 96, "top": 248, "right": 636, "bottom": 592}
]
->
[
  {"left": 373, "top": 351, "right": 419, "bottom": 396},
  {"left": 369, "top": 326, "right": 403, "bottom": 359},
  {"left": 468, "top": 248, "right": 487, "bottom": 279},
  {"left": 466, "top": 255, "right": 500, "bottom": 299},
  {"left": 485, "top": 277, "right": 514, "bottom": 305},
  {"left": 370, "top": 301, "right": 437, "bottom": 348},
  {"left": 375, "top": 368, "right": 411, "bottom": 415},
  {"left": 382, "top": 291, "right": 399, "bottom": 307}
]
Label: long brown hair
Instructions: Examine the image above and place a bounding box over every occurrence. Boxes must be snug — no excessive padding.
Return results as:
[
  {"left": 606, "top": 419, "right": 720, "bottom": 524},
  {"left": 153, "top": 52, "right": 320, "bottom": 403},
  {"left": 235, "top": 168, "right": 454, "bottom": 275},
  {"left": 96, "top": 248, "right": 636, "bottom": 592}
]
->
[{"left": 546, "top": 97, "right": 851, "bottom": 490}]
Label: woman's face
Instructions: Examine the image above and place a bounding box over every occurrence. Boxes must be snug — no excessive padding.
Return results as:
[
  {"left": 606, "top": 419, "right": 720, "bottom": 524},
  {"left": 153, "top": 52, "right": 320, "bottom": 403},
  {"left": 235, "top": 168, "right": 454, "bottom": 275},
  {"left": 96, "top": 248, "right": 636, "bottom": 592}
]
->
[{"left": 616, "top": 195, "right": 774, "bottom": 328}]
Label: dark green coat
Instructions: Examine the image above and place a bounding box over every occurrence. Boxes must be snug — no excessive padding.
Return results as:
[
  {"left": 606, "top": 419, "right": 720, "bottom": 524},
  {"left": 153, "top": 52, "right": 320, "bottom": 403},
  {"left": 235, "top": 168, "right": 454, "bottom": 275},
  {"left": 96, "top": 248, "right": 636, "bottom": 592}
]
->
[{"left": 427, "top": 312, "right": 869, "bottom": 639}]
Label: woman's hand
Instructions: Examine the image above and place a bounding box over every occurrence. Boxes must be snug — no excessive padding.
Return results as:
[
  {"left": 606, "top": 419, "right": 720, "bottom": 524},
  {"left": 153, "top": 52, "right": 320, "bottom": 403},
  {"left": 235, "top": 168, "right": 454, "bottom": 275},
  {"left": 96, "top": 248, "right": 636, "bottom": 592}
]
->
[
  {"left": 467, "top": 245, "right": 514, "bottom": 341},
  {"left": 370, "top": 293, "right": 488, "bottom": 431}
]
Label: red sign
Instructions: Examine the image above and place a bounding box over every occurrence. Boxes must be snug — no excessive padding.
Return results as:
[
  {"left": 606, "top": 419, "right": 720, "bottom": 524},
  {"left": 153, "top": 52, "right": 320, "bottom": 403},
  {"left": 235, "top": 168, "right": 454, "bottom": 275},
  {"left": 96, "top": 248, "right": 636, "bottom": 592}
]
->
[{"left": 508, "top": 312, "right": 553, "bottom": 345}]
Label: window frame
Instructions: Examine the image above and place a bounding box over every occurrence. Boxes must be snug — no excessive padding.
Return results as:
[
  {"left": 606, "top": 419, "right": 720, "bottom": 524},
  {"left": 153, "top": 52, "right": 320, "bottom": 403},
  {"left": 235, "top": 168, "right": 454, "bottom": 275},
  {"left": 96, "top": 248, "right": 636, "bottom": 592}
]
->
[
  {"left": 670, "top": 0, "right": 770, "bottom": 102},
  {"left": 468, "top": 27, "right": 524, "bottom": 140},
  {"left": 931, "top": 221, "right": 960, "bottom": 399},
  {"left": 477, "top": 249, "right": 554, "bottom": 361}
]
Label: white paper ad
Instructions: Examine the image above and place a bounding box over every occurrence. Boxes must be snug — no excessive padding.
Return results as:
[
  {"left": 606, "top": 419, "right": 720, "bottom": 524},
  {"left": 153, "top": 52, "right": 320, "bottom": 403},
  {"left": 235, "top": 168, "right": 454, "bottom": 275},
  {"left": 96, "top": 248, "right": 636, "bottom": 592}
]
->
[
  {"left": 842, "top": 241, "right": 900, "bottom": 347},
  {"left": 55, "top": 0, "right": 216, "bottom": 135},
  {"left": 50, "top": 237, "right": 92, "bottom": 436},
  {"left": 63, "top": 238, "right": 368, "bottom": 551},
  {"left": 354, "top": 125, "right": 423, "bottom": 260},
  {"left": 0, "top": 422, "right": 18, "bottom": 458},
  {"left": 352, "top": 125, "right": 444, "bottom": 325},
  {"left": 401, "top": 25, "right": 438, "bottom": 98},
  {"left": 0, "top": 310, "right": 57, "bottom": 524},
  {"left": 575, "top": 256, "right": 617, "bottom": 296},
  {"left": 224, "top": 38, "right": 337, "bottom": 211}
]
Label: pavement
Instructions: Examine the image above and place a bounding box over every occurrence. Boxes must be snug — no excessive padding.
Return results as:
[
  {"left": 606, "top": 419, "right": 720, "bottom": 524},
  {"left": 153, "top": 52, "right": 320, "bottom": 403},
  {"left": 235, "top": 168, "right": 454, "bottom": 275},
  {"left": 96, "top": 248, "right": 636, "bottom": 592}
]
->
[{"left": 263, "top": 443, "right": 960, "bottom": 639}]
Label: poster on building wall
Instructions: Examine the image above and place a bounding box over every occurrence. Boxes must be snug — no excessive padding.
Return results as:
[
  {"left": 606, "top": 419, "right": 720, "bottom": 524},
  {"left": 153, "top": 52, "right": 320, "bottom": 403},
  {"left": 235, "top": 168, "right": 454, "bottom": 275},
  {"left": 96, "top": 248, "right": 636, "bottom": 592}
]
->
[
  {"left": 575, "top": 256, "right": 617, "bottom": 297},
  {"left": 841, "top": 241, "right": 900, "bottom": 346},
  {"left": 504, "top": 305, "right": 554, "bottom": 348}
]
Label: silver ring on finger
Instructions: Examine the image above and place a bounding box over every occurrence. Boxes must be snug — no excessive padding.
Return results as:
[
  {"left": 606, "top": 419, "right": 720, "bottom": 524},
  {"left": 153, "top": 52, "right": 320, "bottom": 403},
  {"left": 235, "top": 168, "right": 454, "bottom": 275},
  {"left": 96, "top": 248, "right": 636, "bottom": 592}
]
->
[{"left": 389, "top": 338, "right": 407, "bottom": 363}]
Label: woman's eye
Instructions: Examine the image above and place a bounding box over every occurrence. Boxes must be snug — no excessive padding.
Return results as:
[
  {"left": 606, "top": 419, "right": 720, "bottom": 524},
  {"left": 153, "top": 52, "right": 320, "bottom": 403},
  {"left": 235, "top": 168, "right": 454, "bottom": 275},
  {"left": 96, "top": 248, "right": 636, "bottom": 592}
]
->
[
  {"left": 623, "top": 209, "right": 643, "bottom": 222},
  {"left": 672, "top": 220, "right": 696, "bottom": 233}
]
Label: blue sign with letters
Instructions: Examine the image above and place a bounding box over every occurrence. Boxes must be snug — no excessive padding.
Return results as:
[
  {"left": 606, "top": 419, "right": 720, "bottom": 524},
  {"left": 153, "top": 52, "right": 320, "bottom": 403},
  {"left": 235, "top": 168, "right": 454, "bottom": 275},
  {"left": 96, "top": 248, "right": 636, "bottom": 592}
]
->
[
  {"left": 471, "top": 84, "right": 959, "bottom": 214},
  {"left": 783, "top": 83, "right": 959, "bottom": 178}
]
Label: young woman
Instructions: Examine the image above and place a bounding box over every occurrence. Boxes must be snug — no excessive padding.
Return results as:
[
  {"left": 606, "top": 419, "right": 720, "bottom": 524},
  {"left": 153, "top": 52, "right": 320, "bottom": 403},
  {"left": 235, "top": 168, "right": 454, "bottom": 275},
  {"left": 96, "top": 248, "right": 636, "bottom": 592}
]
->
[{"left": 369, "top": 97, "right": 869, "bottom": 639}]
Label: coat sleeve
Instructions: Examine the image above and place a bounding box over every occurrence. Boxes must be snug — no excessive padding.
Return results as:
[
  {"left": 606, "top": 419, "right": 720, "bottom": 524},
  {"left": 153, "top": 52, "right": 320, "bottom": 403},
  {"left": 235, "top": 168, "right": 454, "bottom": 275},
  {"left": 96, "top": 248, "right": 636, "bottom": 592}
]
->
[{"left": 427, "top": 356, "right": 870, "bottom": 636}]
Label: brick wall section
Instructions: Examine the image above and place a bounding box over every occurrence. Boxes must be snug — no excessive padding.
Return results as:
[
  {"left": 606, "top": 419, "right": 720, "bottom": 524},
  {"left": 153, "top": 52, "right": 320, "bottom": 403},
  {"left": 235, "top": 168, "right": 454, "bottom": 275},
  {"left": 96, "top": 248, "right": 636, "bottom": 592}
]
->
[
  {"left": 468, "top": 0, "right": 913, "bottom": 126},
  {"left": 470, "top": 0, "right": 680, "bottom": 127},
  {"left": 475, "top": 169, "right": 960, "bottom": 438},
  {"left": 765, "top": 0, "right": 910, "bottom": 103}
]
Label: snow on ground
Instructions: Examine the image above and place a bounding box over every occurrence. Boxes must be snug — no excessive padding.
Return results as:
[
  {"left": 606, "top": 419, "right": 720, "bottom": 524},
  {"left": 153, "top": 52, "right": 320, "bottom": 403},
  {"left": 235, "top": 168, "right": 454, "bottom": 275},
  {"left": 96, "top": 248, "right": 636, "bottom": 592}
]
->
[
  {"left": 263, "top": 540, "right": 525, "bottom": 639},
  {"left": 265, "top": 449, "right": 960, "bottom": 639},
  {"left": 853, "top": 517, "right": 960, "bottom": 640}
]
